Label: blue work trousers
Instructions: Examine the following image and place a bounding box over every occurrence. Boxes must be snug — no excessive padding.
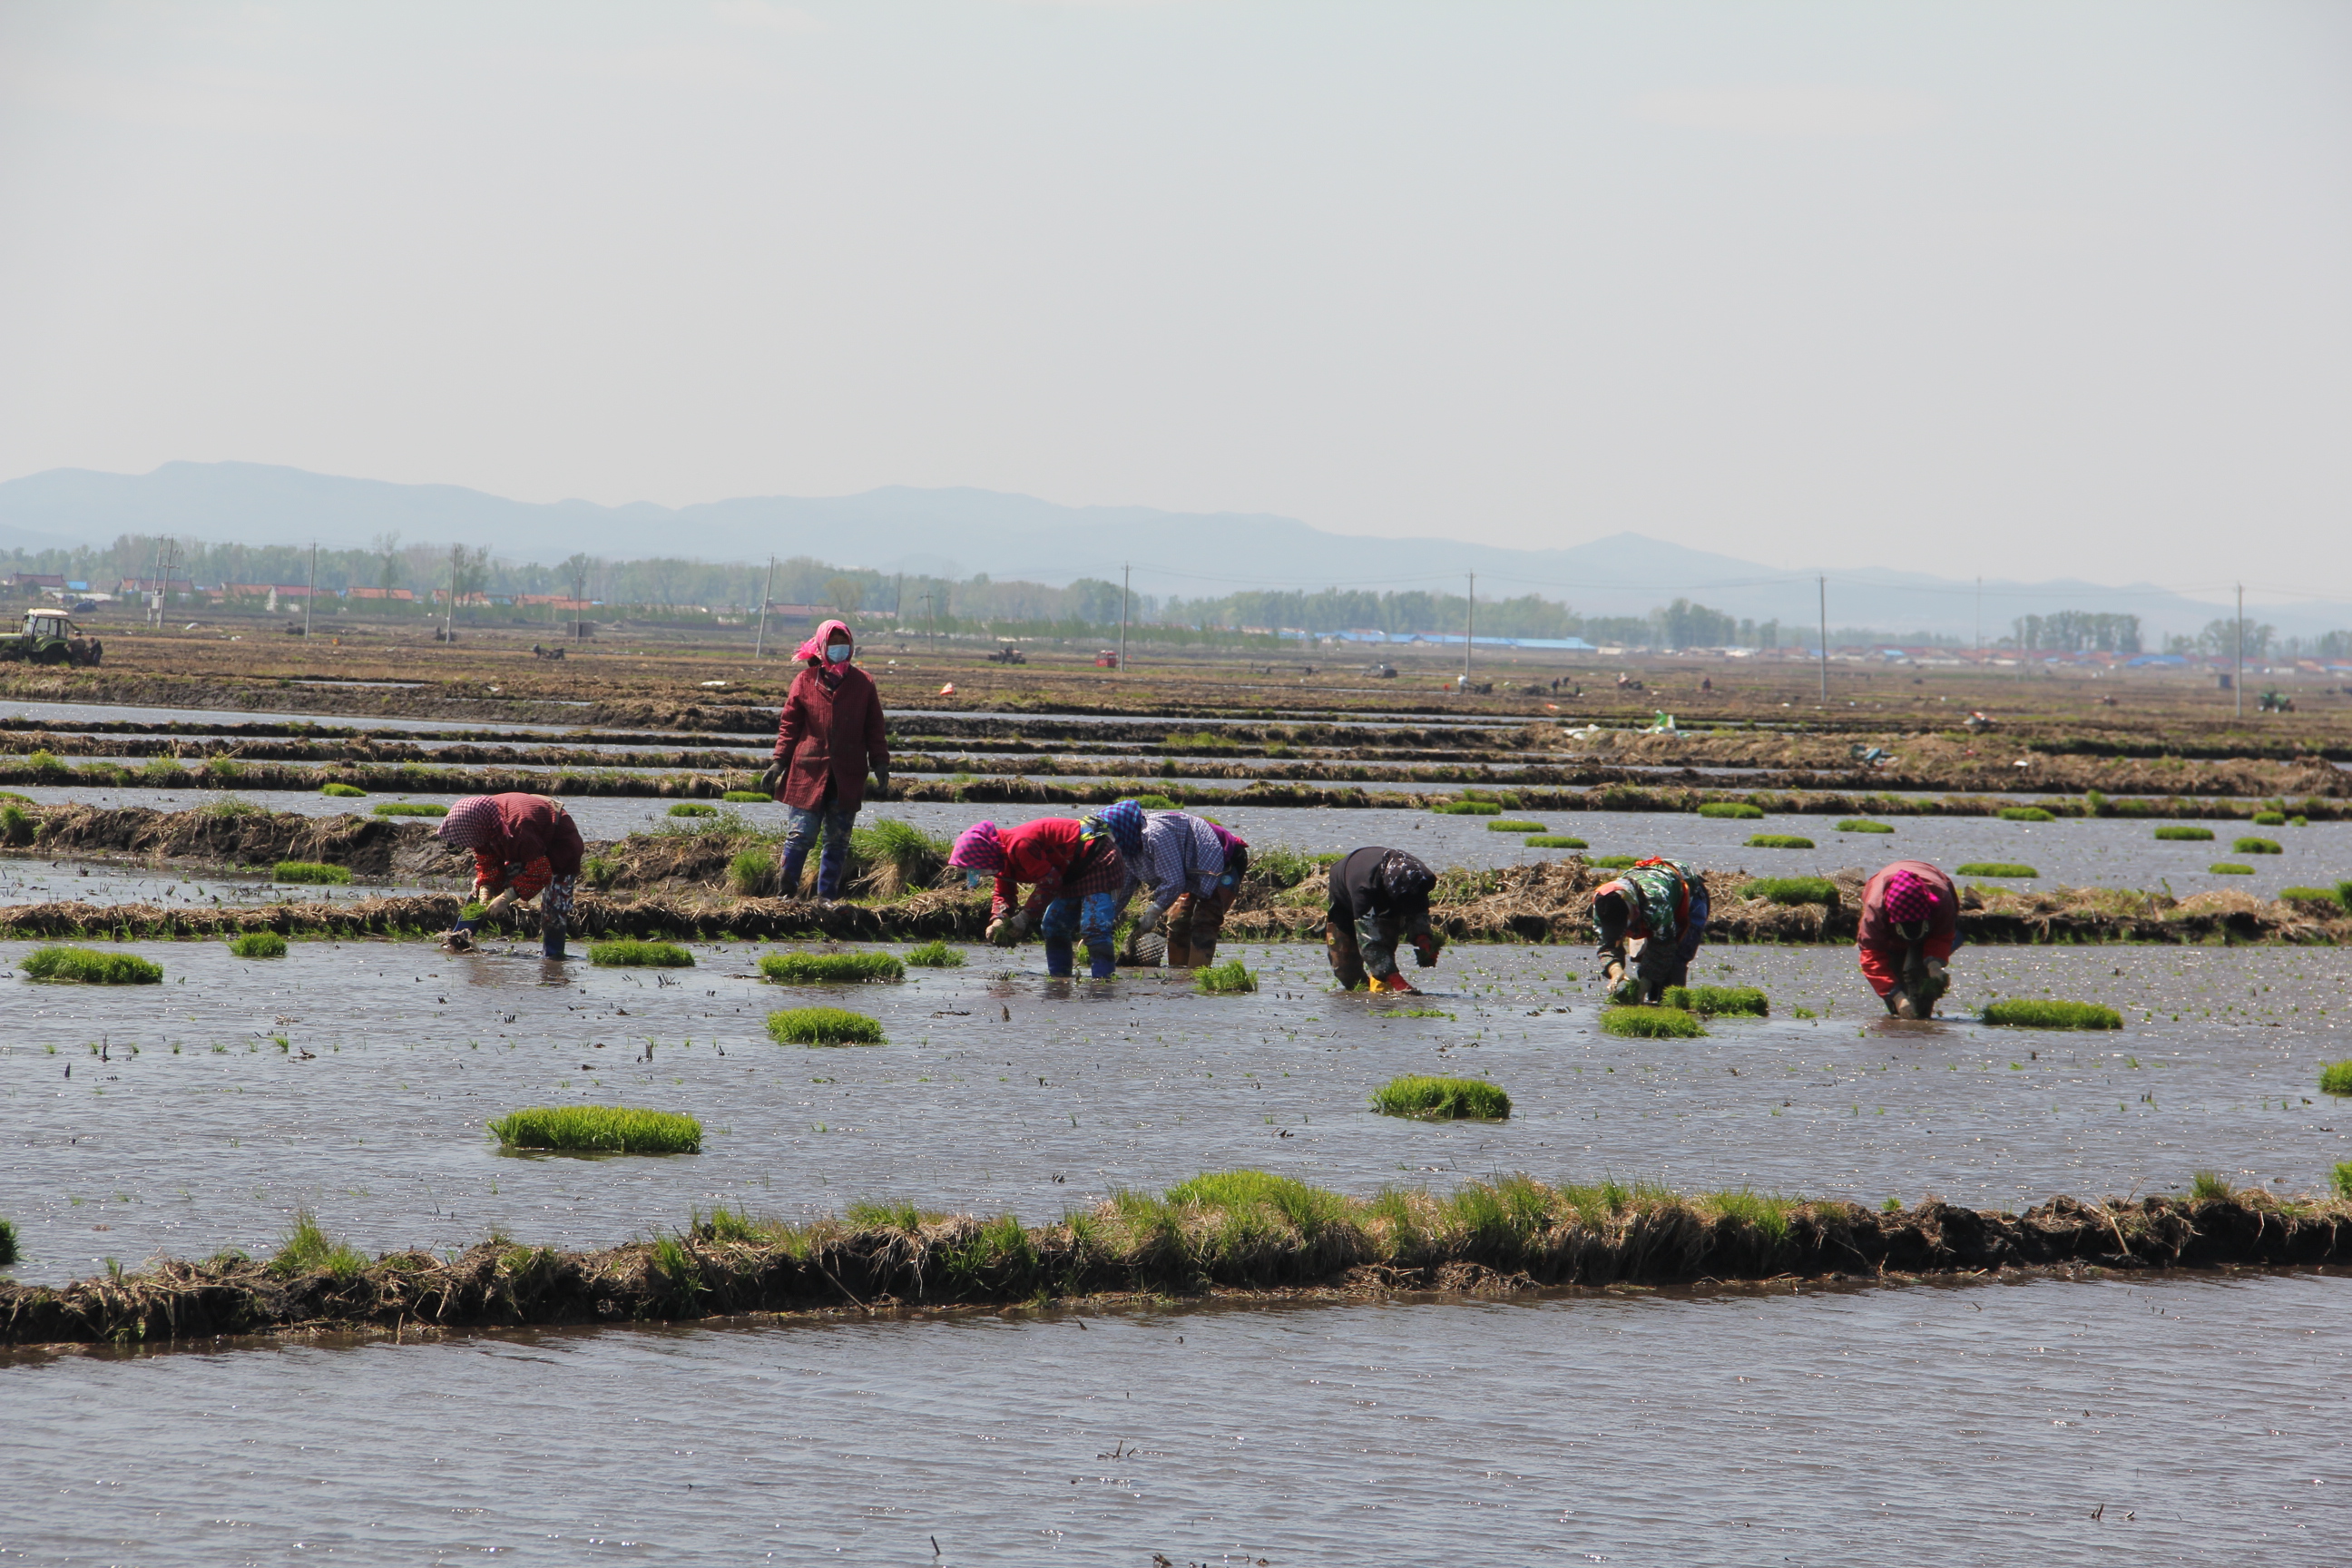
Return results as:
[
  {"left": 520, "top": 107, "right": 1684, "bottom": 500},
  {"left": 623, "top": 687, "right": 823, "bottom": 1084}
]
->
[
  {"left": 780, "top": 801, "right": 858, "bottom": 898},
  {"left": 1040, "top": 890, "right": 1121, "bottom": 979}
]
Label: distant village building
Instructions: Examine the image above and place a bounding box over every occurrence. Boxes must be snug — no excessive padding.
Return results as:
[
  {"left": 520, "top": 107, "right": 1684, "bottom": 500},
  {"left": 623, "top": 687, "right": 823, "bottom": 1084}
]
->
[{"left": 343, "top": 587, "right": 416, "bottom": 602}]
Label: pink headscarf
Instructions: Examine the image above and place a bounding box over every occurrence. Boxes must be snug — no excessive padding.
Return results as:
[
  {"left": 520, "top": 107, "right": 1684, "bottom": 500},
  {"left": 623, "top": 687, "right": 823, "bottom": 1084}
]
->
[
  {"left": 793, "top": 618, "right": 854, "bottom": 666},
  {"left": 949, "top": 820, "right": 1005, "bottom": 872},
  {"left": 1886, "top": 868, "right": 1939, "bottom": 923},
  {"left": 435, "top": 795, "right": 504, "bottom": 851}
]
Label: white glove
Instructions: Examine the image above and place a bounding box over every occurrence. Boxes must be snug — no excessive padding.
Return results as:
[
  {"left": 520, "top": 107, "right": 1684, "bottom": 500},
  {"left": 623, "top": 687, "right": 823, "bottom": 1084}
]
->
[{"left": 1134, "top": 903, "right": 1166, "bottom": 936}]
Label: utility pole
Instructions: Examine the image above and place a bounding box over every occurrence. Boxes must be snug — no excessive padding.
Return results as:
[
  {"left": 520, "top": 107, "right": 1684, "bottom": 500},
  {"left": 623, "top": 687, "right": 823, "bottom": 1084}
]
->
[
  {"left": 1463, "top": 571, "right": 1475, "bottom": 684},
  {"left": 753, "top": 555, "right": 776, "bottom": 659},
  {"left": 304, "top": 542, "right": 317, "bottom": 639},
  {"left": 445, "top": 549, "right": 457, "bottom": 644},
  {"left": 2236, "top": 581, "right": 2245, "bottom": 718},
  {"left": 1118, "top": 564, "right": 1130, "bottom": 675},
  {"left": 1817, "top": 575, "right": 1828, "bottom": 702},
  {"left": 1974, "top": 574, "right": 1981, "bottom": 659}
]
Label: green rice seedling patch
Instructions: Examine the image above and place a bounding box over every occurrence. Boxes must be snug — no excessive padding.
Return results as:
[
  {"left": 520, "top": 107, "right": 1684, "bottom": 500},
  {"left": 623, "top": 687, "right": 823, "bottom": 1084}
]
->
[
  {"left": 1129, "top": 794, "right": 1180, "bottom": 809},
  {"left": 22, "top": 946, "right": 162, "bottom": 985},
  {"left": 668, "top": 801, "right": 719, "bottom": 818},
  {"left": 228, "top": 932, "right": 288, "bottom": 959},
  {"left": 2280, "top": 887, "right": 2344, "bottom": 914},
  {"left": 488, "top": 1105, "right": 702, "bottom": 1154},
  {"left": 848, "top": 818, "right": 953, "bottom": 896},
  {"left": 588, "top": 940, "right": 694, "bottom": 967},
  {"left": 1999, "top": 807, "right": 2057, "bottom": 822},
  {"left": 201, "top": 795, "right": 263, "bottom": 818},
  {"left": 373, "top": 801, "right": 446, "bottom": 818},
  {"left": 1485, "top": 819, "right": 1545, "bottom": 832},
  {"left": 1599, "top": 1004, "right": 1705, "bottom": 1038},
  {"left": 2189, "top": 1170, "right": 2234, "bottom": 1201},
  {"left": 727, "top": 847, "right": 775, "bottom": 896},
  {"left": 0, "top": 1215, "right": 16, "bottom": 1266},
  {"left": 1740, "top": 877, "right": 1836, "bottom": 906},
  {"left": 1981, "top": 999, "right": 2122, "bottom": 1030},
  {"left": 2153, "top": 825, "right": 2214, "bottom": 840},
  {"left": 1195, "top": 958, "right": 1259, "bottom": 995},
  {"left": 2336, "top": 1164, "right": 2352, "bottom": 1200},
  {"left": 903, "top": 940, "right": 965, "bottom": 967},
  {"left": 1524, "top": 835, "right": 1587, "bottom": 849},
  {"left": 1956, "top": 862, "right": 2038, "bottom": 877},
  {"left": 1369, "top": 1074, "right": 1510, "bottom": 1121},
  {"left": 721, "top": 789, "right": 771, "bottom": 803},
  {"left": 1432, "top": 799, "right": 1504, "bottom": 816},
  {"left": 1745, "top": 834, "right": 1814, "bottom": 849},
  {"left": 270, "top": 1208, "right": 368, "bottom": 1279},
  {"left": 2250, "top": 810, "right": 2287, "bottom": 827},
  {"left": 272, "top": 860, "right": 351, "bottom": 884},
  {"left": 1165, "top": 1171, "right": 1351, "bottom": 1236},
  {"left": 1704, "top": 1189, "right": 1798, "bottom": 1242},
  {"left": 760, "top": 950, "right": 905, "bottom": 985},
  {"left": 1835, "top": 818, "right": 1894, "bottom": 833},
  {"left": 1377, "top": 1006, "right": 1451, "bottom": 1018},
  {"left": 846, "top": 1199, "right": 926, "bottom": 1231},
  {"left": 319, "top": 782, "right": 368, "bottom": 798},
  {"left": 2318, "top": 1061, "right": 2352, "bottom": 1097},
  {"left": 1661, "top": 985, "right": 1769, "bottom": 1016},
  {"left": 1589, "top": 855, "right": 1639, "bottom": 869},
  {"left": 767, "top": 1006, "right": 887, "bottom": 1046},
  {"left": 1697, "top": 801, "right": 1764, "bottom": 819},
  {"left": 2232, "top": 837, "right": 2282, "bottom": 856},
  {"left": 2210, "top": 863, "right": 2254, "bottom": 876}
]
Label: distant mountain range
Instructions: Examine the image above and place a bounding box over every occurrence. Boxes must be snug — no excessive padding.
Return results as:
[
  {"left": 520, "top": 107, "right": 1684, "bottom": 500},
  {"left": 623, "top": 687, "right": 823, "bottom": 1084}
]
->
[{"left": 0, "top": 461, "right": 2335, "bottom": 641}]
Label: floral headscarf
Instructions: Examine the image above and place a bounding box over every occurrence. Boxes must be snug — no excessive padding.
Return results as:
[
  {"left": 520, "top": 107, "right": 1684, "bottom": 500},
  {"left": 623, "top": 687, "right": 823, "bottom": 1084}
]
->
[
  {"left": 434, "top": 795, "right": 504, "bottom": 852},
  {"left": 948, "top": 820, "right": 1006, "bottom": 873}
]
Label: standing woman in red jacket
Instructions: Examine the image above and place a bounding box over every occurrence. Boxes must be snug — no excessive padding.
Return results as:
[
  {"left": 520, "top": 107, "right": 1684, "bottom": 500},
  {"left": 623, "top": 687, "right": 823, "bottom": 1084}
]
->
[{"left": 762, "top": 618, "right": 890, "bottom": 900}]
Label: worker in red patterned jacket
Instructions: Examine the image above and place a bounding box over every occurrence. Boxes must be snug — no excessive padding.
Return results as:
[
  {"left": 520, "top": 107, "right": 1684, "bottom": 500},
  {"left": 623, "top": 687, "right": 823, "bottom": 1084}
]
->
[
  {"left": 1856, "top": 860, "right": 1960, "bottom": 1018},
  {"left": 435, "top": 793, "right": 584, "bottom": 959},
  {"left": 946, "top": 817, "right": 1128, "bottom": 979}
]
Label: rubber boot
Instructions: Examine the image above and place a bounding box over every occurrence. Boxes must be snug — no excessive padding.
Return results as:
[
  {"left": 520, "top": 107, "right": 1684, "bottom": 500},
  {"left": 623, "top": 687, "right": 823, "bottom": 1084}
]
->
[
  {"left": 1044, "top": 936, "right": 1076, "bottom": 977},
  {"left": 542, "top": 923, "right": 566, "bottom": 961},
  {"left": 1086, "top": 942, "right": 1116, "bottom": 980}
]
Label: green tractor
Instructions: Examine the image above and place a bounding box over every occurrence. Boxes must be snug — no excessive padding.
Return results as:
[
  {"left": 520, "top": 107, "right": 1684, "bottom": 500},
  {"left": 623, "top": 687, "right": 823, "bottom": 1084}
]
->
[{"left": 0, "top": 608, "right": 103, "bottom": 666}]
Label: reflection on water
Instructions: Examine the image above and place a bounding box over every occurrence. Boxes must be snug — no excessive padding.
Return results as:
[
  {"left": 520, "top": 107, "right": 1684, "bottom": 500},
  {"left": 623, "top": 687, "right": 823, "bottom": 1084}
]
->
[{"left": 2, "top": 1274, "right": 2342, "bottom": 1563}]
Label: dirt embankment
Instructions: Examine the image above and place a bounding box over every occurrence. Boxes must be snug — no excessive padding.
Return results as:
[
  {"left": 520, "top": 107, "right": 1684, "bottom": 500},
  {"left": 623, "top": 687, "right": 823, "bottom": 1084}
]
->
[
  {"left": 17, "top": 803, "right": 443, "bottom": 878},
  {"left": 5, "top": 1192, "right": 2341, "bottom": 1349}
]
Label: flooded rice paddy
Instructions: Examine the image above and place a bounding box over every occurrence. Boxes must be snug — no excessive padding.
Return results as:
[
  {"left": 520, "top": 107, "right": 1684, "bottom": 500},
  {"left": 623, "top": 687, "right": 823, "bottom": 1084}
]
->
[
  {"left": 5, "top": 1270, "right": 2344, "bottom": 1564},
  {"left": 5, "top": 941, "right": 2347, "bottom": 1287}
]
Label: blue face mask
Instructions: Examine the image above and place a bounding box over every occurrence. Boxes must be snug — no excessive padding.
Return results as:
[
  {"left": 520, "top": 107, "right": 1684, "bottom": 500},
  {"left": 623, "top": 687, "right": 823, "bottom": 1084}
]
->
[
  {"left": 826, "top": 642, "right": 852, "bottom": 663},
  {"left": 964, "top": 869, "right": 989, "bottom": 888}
]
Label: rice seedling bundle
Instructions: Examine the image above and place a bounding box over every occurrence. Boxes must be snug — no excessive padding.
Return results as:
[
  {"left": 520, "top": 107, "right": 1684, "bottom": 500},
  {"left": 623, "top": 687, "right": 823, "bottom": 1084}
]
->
[
  {"left": 373, "top": 801, "right": 446, "bottom": 818},
  {"left": 1980, "top": 999, "right": 2122, "bottom": 1029},
  {"left": 228, "top": 932, "right": 288, "bottom": 958},
  {"left": 1661, "top": 985, "right": 1769, "bottom": 1015},
  {"left": 759, "top": 950, "right": 906, "bottom": 984},
  {"left": 2210, "top": 863, "right": 2254, "bottom": 876},
  {"left": 1599, "top": 1004, "right": 1705, "bottom": 1038},
  {"left": 2318, "top": 1061, "right": 2352, "bottom": 1097},
  {"left": 21, "top": 946, "right": 162, "bottom": 984},
  {"left": 488, "top": 1105, "right": 702, "bottom": 1154},
  {"left": 1835, "top": 818, "right": 1895, "bottom": 833},
  {"left": 272, "top": 861, "right": 351, "bottom": 884},
  {"left": 1195, "top": 959, "right": 1259, "bottom": 995},
  {"left": 1746, "top": 834, "right": 1814, "bottom": 849},
  {"left": 2153, "top": 826, "right": 2214, "bottom": 841},
  {"left": 1525, "top": 835, "right": 1588, "bottom": 849},
  {"left": 1370, "top": 1074, "right": 1511, "bottom": 1120},
  {"left": 2232, "top": 837, "right": 2282, "bottom": 855},
  {"left": 721, "top": 790, "right": 770, "bottom": 803},
  {"left": 1999, "top": 807, "right": 2057, "bottom": 823},
  {"left": 1740, "top": 877, "right": 1836, "bottom": 906},
  {"left": 2250, "top": 811, "right": 2287, "bottom": 827},
  {"left": 588, "top": 940, "right": 694, "bottom": 967},
  {"left": 1130, "top": 794, "right": 1181, "bottom": 809},
  {"left": 903, "top": 940, "right": 965, "bottom": 967},
  {"left": 1485, "top": 819, "right": 1546, "bottom": 832},
  {"left": 1432, "top": 800, "right": 1503, "bottom": 816},
  {"left": 1697, "top": 801, "right": 1764, "bottom": 819},
  {"left": 668, "top": 801, "right": 719, "bottom": 818},
  {"left": 766, "top": 1006, "right": 887, "bottom": 1045},
  {"left": 1589, "top": 855, "right": 1638, "bottom": 869},
  {"left": 319, "top": 782, "right": 368, "bottom": 798},
  {"left": 1956, "top": 862, "right": 2037, "bottom": 877}
]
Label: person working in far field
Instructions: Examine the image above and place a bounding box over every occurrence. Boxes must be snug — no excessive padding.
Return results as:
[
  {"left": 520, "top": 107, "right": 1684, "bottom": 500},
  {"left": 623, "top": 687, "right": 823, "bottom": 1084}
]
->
[
  {"left": 949, "top": 816, "right": 1130, "bottom": 979},
  {"left": 1592, "top": 857, "right": 1710, "bottom": 1004},
  {"left": 1090, "top": 799, "right": 1250, "bottom": 969},
  {"left": 1325, "top": 847, "right": 1443, "bottom": 993},
  {"left": 762, "top": 617, "right": 888, "bottom": 901},
  {"left": 1857, "top": 860, "right": 1959, "bottom": 1018},
  {"left": 436, "top": 792, "right": 584, "bottom": 959}
]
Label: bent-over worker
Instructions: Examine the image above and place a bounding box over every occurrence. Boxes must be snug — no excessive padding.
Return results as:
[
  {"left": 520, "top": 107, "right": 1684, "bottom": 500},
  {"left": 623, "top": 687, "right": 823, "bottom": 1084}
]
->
[
  {"left": 1592, "top": 857, "right": 1710, "bottom": 1004},
  {"left": 762, "top": 617, "right": 888, "bottom": 901},
  {"left": 436, "top": 792, "right": 584, "bottom": 959},
  {"left": 948, "top": 817, "right": 1129, "bottom": 979},
  {"left": 1091, "top": 799, "right": 1250, "bottom": 969},
  {"left": 1326, "top": 847, "right": 1443, "bottom": 994},
  {"left": 1857, "top": 860, "right": 1959, "bottom": 1018}
]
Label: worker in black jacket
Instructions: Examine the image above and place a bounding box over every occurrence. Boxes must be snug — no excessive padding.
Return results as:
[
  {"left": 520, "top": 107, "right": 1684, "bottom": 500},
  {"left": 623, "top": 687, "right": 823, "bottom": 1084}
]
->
[{"left": 1326, "top": 846, "right": 1444, "bottom": 994}]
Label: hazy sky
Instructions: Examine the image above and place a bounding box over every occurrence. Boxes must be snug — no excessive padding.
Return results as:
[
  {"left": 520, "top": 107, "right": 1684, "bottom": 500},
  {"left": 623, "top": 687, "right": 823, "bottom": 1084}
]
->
[{"left": 2, "top": 2, "right": 2347, "bottom": 602}]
